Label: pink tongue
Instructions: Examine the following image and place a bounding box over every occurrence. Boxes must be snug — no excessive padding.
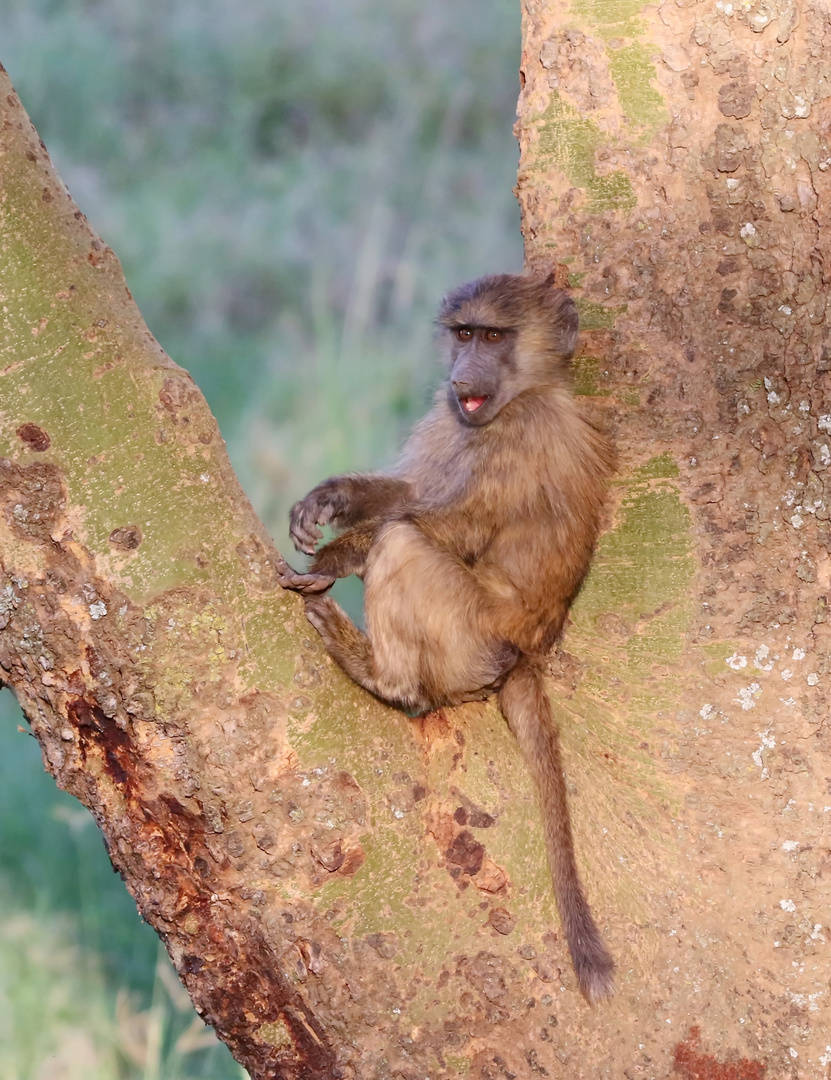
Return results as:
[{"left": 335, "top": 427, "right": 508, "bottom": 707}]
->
[{"left": 463, "top": 396, "right": 486, "bottom": 412}]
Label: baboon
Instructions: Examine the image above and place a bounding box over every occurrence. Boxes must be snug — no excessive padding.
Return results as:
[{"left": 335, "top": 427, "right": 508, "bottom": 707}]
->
[{"left": 277, "top": 273, "right": 616, "bottom": 1001}]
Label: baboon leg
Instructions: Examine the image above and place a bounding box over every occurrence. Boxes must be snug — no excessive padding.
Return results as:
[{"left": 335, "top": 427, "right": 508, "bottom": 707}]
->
[
  {"left": 303, "top": 594, "right": 401, "bottom": 704},
  {"left": 364, "top": 521, "right": 515, "bottom": 708}
]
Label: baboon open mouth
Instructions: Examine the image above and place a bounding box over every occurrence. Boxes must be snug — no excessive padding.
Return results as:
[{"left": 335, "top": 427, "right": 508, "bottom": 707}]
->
[{"left": 460, "top": 395, "right": 488, "bottom": 413}]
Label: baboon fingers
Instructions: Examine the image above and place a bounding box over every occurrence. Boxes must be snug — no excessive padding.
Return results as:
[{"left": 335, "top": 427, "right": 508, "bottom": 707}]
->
[
  {"left": 288, "top": 508, "right": 322, "bottom": 554},
  {"left": 289, "top": 493, "right": 339, "bottom": 553},
  {"left": 275, "top": 556, "right": 335, "bottom": 594}
]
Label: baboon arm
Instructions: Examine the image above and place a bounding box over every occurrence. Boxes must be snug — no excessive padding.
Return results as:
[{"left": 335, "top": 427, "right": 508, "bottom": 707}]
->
[
  {"left": 310, "top": 521, "right": 377, "bottom": 580},
  {"left": 290, "top": 474, "right": 413, "bottom": 554},
  {"left": 278, "top": 521, "right": 379, "bottom": 594}
]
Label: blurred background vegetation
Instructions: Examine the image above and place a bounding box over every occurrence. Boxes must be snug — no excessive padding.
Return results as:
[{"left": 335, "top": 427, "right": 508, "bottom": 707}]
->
[{"left": 0, "top": 0, "right": 522, "bottom": 1075}]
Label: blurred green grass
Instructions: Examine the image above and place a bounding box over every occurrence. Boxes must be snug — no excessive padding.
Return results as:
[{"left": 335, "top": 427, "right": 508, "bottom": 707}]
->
[{"left": 0, "top": 0, "right": 522, "bottom": 1075}]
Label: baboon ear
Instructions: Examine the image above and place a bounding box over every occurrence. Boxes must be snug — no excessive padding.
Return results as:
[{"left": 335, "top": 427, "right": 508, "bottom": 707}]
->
[{"left": 551, "top": 290, "right": 579, "bottom": 358}]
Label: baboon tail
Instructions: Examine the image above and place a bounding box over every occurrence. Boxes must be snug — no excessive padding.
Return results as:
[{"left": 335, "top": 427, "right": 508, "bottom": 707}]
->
[{"left": 499, "top": 656, "right": 615, "bottom": 1003}]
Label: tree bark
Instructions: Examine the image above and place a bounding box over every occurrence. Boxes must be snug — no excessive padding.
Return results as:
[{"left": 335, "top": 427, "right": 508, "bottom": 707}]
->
[
  {"left": 516, "top": 0, "right": 831, "bottom": 1076},
  {"left": 5, "top": 0, "right": 831, "bottom": 1069}
]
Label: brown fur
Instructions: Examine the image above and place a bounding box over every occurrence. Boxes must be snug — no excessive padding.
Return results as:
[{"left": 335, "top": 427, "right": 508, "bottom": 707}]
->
[{"left": 278, "top": 273, "right": 616, "bottom": 1001}]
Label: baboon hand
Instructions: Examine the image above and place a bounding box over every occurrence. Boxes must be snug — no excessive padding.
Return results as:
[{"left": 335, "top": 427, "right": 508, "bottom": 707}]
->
[
  {"left": 275, "top": 555, "right": 336, "bottom": 595},
  {"left": 289, "top": 488, "right": 342, "bottom": 555}
]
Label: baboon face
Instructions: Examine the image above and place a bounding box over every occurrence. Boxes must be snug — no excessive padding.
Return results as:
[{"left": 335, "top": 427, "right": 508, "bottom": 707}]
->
[
  {"left": 439, "top": 273, "right": 578, "bottom": 428},
  {"left": 446, "top": 325, "right": 520, "bottom": 426}
]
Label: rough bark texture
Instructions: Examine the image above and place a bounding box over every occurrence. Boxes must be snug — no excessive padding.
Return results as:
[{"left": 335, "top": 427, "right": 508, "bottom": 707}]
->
[{"left": 516, "top": 0, "right": 831, "bottom": 1076}]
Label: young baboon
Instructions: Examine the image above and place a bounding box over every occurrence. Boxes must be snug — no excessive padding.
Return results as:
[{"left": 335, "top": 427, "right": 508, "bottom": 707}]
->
[{"left": 277, "top": 273, "right": 616, "bottom": 1001}]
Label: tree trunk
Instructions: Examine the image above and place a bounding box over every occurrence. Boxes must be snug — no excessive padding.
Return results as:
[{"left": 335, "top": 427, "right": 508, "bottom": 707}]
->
[
  {"left": 4, "top": 0, "right": 830, "bottom": 1069},
  {"left": 516, "top": 0, "right": 831, "bottom": 1075}
]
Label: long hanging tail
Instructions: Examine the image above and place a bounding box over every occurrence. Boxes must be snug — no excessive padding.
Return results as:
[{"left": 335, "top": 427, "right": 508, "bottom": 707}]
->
[{"left": 499, "top": 655, "right": 615, "bottom": 1003}]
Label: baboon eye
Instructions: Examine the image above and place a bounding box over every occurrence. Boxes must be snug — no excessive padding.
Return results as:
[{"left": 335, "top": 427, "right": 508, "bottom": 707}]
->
[
  {"left": 485, "top": 329, "right": 503, "bottom": 343},
  {"left": 456, "top": 328, "right": 473, "bottom": 341}
]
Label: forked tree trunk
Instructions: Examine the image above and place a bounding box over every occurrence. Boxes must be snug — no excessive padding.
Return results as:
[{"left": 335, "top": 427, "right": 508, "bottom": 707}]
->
[{"left": 1, "top": 0, "right": 829, "bottom": 1071}]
